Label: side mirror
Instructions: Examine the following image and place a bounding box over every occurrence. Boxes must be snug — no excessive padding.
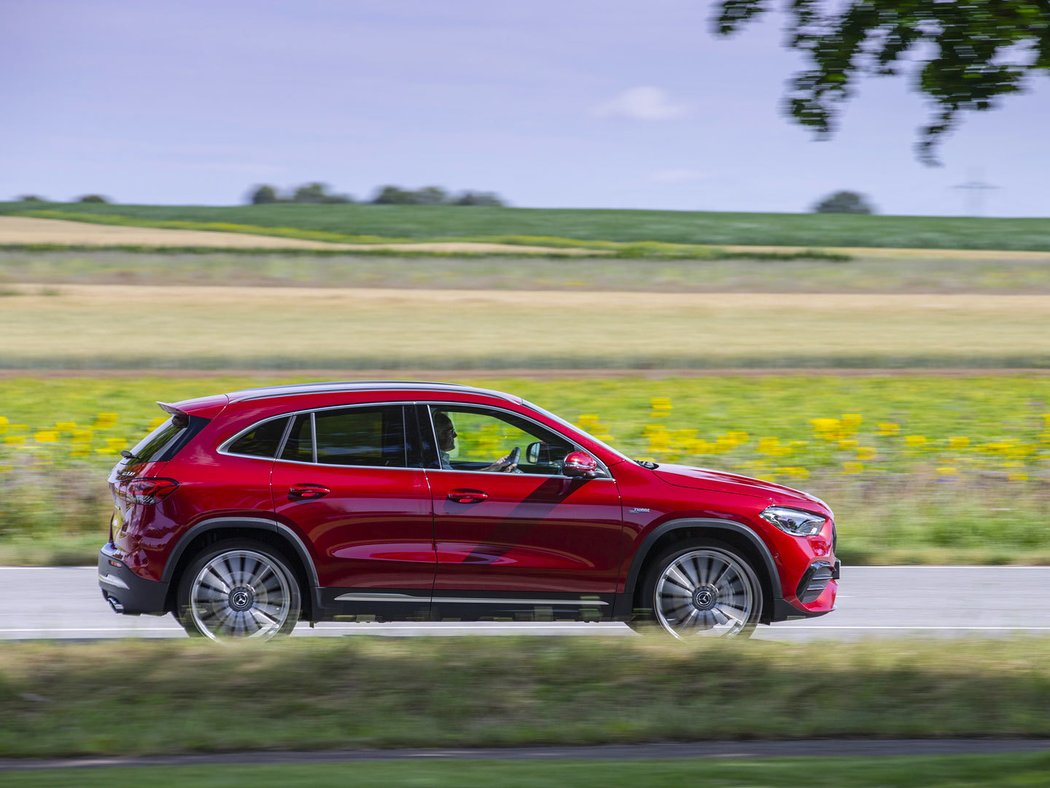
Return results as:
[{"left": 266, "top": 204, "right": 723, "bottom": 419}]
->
[{"left": 562, "top": 451, "right": 600, "bottom": 479}]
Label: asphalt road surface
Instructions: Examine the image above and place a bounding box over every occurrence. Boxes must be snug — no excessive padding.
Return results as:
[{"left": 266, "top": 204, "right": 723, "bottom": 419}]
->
[{"left": 1, "top": 566, "right": 1048, "bottom": 641}]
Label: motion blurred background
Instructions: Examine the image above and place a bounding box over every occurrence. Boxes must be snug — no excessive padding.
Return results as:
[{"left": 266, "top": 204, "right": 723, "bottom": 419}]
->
[{"left": 1, "top": 1, "right": 1049, "bottom": 783}]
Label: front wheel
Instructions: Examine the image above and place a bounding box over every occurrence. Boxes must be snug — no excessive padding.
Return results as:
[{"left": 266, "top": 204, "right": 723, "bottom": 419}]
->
[
  {"left": 633, "top": 541, "right": 763, "bottom": 639},
  {"left": 176, "top": 540, "right": 301, "bottom": 641}
]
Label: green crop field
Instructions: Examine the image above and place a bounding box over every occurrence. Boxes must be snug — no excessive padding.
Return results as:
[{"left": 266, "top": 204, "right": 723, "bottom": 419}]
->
[
  {"left": 2, "top": 374, "right": 1047, "bottom": 565},
  {"left": 5, "top": 201, "right": 1050, "bottom": 250}
]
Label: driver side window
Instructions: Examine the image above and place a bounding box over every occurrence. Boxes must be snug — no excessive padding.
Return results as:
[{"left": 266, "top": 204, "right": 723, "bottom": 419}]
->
[{"left": 428, "top": 405, "right": 574, "bottom": 475}]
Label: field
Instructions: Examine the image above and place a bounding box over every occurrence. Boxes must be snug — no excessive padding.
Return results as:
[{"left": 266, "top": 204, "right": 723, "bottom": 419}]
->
[
  {"left": 2, "top": 637, "right": 1049, "bottom": 756},
  {"left": 2, "top": 375, "right": 1048, "bottom": 565},
  {"left": 5, "top": 249, "right": 1050, "bottom": 293},
  {"left": 7, "top": 756, "right": 1050, "bottom": 788},
  {"left": 5, "top": 201, "right": 1050, "bottom": 250},
  {"left": 1, "top": 204, "right": 1048, "bottom": 565},
  {"left": 3, "top": 284, "right": 1049, "bottom": 370}
]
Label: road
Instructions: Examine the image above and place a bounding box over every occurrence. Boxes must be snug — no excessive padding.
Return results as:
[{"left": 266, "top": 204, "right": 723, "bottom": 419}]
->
[{"left": 2, "top": 566, "right": 1048, "bottom": 641}]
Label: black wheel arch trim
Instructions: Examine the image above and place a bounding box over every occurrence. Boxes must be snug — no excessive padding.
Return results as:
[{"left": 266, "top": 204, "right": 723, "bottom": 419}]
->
[
  {"left": 162, "top": 517, "right": 321, "bottom": 611},
  {"left": 614, "top": 518, "right": 783, "bottom": 619}
]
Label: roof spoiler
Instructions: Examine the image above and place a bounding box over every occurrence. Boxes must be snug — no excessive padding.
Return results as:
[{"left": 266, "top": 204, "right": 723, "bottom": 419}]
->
[{"left": 157, "top": 402, "right": 190, "bottom": 426}]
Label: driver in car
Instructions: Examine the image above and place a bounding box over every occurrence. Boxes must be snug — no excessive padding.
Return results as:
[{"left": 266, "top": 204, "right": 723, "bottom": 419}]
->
[{"left": 433, "top": 411, "right": 519, "bottom": 472}]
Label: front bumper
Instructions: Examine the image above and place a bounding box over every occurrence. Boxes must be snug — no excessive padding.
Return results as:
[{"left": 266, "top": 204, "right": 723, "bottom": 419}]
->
[
  {"left": 98, "top": 543, "right": 169, "bottom": 615},
  {"left": 772, "top": 560, "right": 840, "bottom": 621}
]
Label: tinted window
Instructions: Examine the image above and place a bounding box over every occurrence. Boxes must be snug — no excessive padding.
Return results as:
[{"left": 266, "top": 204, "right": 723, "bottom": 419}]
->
[
  {"left": 315, "top": 406, "right": 407, "bottom": 467},
  {"left": 129, "top": 414, "right": 202, "bottom": 463},
  {"left": 281, "top": 414, "right": 313, "bottom": 463},
  {"left": 228, "top": 417, "right": 288, "bottom": 458}
]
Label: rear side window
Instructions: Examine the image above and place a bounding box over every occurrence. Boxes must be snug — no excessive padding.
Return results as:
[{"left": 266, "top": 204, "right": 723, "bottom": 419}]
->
[
  {"left": 129, "top": 414, "right": 206, "bottom": 463},
  {"left": 281, "top": 414, "right": 313, "bottom": 463},
  {"left": 315, "top": 406, "right": 407, "bottom": 467},
  {"left": 228, "top": 417, "right": 289, "bottom": 458}
]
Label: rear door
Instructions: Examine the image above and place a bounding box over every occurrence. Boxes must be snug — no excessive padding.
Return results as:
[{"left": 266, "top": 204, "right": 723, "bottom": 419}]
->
[{"left": 270, "top": 404, "right": 434, "bottom": 618}]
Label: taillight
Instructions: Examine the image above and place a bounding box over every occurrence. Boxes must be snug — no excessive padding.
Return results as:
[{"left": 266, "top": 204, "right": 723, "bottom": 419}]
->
[{"left": 123, "top": 478, "right": 179, "bottom": 505}]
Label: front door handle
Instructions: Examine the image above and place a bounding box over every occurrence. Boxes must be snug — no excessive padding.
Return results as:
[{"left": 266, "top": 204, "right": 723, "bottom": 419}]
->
[
  {"left": 289, "top": 484, "right": 330, "bottom": 500},
  {"left": 448, "top": 489, "right": 488, "bottom": 504}
]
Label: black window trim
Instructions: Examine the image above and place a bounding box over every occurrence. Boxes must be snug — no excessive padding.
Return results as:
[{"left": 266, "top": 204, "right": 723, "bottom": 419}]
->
[
  {"left": 420, "top": 401, "right": 614, "bottom": 480},
  {"left": 218, "top": 402, "right": 423, "bottom": 471}
]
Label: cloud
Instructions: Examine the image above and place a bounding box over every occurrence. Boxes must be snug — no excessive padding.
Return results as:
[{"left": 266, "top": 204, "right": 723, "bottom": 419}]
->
[
  {"left": 650, "top": 169, "right": 708, "bottom": 184},
  {"left": 593, "top": 86, "right": 688, "bottom": 121}
]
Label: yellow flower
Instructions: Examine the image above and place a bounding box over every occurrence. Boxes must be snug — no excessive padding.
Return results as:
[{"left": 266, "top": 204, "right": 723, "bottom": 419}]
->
[
  {"left": 777, "top": 466, "right": 810, "bottom": 480},
  {"left": 94, "top": 412, "right": 120, "bottom": 429},
  {"left": 877, "top": 422, "right": 900, "bottom": 436},
  {"left": 1007, "top": 470, "right": 1029, "bottom": 482},
  {"left": 0, "top": 416, "right": 8, "bottom": 433},
  {"left": 838, "top": 438, "right": 859, "bottom": 450},
  {"left": 650, "top": 397, "right": 673, "bottom": 416},
  {"left": 72, "top": 428, "right": 94, "bottom": 443},
  {"left": 34, "top": 430, "right": 59, "bottom": 443},
  {"left": 948, "top": 436, "right": 970, "bottom": 450},
  {"left": 841, "top": 413, "right": 863, "bottom": 431},
  {"left": 842, "top": 461, "right": 864, "bottom": 475},
  {"left": 904, "top": 435, "right": 927, "bottom": 448},
  {"left": 856, "top": 446, "right": 877, "bottom": 461},
  {"left": 811, "top": 418, "right": 840, "bottom": 438},
  {"left": 54, "top": 420, "right": 77, "bottom": 433},
  {"left": 936, "top": 466, "right": 958, "bottom": 476},
  {"left": 3, "top": 436, "right": 25, "bottom": 446},
  {"left": 577, "top": 414, "right": 601, "bottom": 430}
]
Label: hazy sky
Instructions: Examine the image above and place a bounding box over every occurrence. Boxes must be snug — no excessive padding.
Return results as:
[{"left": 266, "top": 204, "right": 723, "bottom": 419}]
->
[{"left": 3, "top": 0, "right": 1048, "bottom": 216}]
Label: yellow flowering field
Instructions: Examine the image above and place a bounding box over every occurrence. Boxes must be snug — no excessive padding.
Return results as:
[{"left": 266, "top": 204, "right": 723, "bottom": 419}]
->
[{"left": 1, "top": 374, "right": 1048, "bottom": 564}]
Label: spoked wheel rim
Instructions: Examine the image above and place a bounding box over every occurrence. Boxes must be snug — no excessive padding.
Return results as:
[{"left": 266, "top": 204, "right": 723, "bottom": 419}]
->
[
  {"left": 655, "top": 549, "right": 754, "bottom": 638},
  {"left": 189, "top": 549, "right": 292, "bottom": 641}
]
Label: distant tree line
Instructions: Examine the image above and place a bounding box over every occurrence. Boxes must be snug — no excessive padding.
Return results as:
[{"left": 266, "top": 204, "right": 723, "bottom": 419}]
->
[
  {"left": 811, "top": 190, "right": 875, "bottom": 214},
  {"left": 247, "top": 182, "right": 506, "bottom": 207}
]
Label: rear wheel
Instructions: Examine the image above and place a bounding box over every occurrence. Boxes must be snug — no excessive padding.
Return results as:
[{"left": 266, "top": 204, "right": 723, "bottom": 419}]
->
[
  {"left": 632, "top": 541, "right": 762, "bottom": 639},
  {"left": 176, "top": 540, "right": 301, "bottom": 641}
]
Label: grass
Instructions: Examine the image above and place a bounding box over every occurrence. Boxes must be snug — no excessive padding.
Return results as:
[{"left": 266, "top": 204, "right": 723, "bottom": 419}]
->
[
  {"left": 2, "top": 637, "right": 1050, "bottom": 757},
  {"left": 2, "top": 284, "right": 1050, "bottom": 369},
  {"left": 5, "top": 201, "right": 1050, "bottom": 250},
  {"left": 4, "top": 754, "right": 1050, "bottom": 787},
  {"left": 6, "top": 249, "right": 1050, "bottom": 293}
]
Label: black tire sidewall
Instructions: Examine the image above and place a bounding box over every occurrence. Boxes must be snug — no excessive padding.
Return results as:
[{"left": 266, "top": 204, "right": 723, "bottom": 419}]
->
[{"left": 175, "top": 539, "right": 302, "bottom": 639}]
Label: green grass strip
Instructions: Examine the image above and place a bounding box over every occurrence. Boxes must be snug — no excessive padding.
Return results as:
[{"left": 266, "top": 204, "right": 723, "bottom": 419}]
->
[
  {"left": 3, "top": 753, "right": 1050, "bottom": 787},
  {"left": 2, "top": 638, "right": 1049, "bottom": 757}
]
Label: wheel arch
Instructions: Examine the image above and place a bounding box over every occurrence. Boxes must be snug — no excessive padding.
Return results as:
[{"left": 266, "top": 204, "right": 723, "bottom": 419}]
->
[
  {"left": 162, "top": 517, "right": 320, "bottom": 620},
  {"left": 616, "top": 518, "right": 782, "bottom": 624}
]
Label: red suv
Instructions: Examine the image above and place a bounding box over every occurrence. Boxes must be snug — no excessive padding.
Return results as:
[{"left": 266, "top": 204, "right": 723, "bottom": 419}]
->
[{"left": 99, "top": 381, "right": 838, "bottom": 640}]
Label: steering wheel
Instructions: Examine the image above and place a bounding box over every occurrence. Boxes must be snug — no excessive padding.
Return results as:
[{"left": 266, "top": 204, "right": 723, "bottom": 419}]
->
[{"left": 503, "top": 446, "right": 521, "bottom": 470}]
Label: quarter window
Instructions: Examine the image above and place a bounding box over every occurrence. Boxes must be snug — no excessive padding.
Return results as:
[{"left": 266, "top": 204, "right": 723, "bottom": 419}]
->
[{"left": 228, "top": 417, "right": 289, "bottom": 458}]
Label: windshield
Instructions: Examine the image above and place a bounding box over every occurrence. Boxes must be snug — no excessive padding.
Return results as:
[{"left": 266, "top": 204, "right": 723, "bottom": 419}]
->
[{"left": 522, "top": 399, "right": 629, "bottom": 464}]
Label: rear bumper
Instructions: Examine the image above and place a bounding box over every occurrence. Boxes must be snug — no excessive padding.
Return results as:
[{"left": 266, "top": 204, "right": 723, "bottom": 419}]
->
[{"left": 98, "top": 543, "right": 169, "bottom": 615}]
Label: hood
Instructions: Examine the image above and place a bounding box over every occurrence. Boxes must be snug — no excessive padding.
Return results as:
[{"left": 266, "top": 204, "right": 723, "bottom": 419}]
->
[{"left": 653, "top": 464, "right": 828, "bottom": 511}]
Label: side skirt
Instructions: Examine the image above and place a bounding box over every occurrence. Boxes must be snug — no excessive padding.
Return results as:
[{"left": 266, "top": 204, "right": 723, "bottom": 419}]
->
[{"left": 317, "top": 589, "right": 619, "bottom": 623}]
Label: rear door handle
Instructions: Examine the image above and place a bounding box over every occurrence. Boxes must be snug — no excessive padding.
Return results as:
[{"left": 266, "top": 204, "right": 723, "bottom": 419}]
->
[
  {"left": 289, "top": 484, "right": 331, "bottom": 500},
  {"left": 447, "top": 489, "right": 488, "bottom": 504}
]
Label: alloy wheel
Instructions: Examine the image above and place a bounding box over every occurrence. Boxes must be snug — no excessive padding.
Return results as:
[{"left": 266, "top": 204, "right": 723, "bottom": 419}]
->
[
  {"left": 654, "top": 548, "right": 755, "bottom": 638},
  {"left": 188, "top": 549, "right": 292, "bottom": 640}
]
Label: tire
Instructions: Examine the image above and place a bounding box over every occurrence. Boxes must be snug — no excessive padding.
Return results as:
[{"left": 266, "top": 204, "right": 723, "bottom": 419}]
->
[
  {"left": 175, "top": 539, "right": 301, "bottom": 641},
  {"left": 630, "top": 540, "right": 762, "bottom": 639}
]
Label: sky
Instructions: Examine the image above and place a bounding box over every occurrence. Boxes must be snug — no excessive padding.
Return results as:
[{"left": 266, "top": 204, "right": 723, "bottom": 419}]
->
[{"left": 2, "top": 0, "right": 1048, "bottom": 216}]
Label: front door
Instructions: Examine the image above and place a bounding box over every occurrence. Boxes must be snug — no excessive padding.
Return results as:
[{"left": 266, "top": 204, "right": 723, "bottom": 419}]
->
[{"left": 422, "top": 404, "right": 623, "bottom": 620}]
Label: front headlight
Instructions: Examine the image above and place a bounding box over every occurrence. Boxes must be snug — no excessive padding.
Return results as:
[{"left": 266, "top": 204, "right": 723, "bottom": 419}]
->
[{"left": 759, "top": 506, "right": 826, "bottom": 537}]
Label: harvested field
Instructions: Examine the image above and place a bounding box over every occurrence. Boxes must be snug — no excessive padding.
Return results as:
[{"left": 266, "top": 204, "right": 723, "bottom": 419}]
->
[
  {"left": 1, "top": 284, "right": 1048, "bottom": 369},
  {"left": 0, "top": 217, "right": 596, "bottom": 255}
]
